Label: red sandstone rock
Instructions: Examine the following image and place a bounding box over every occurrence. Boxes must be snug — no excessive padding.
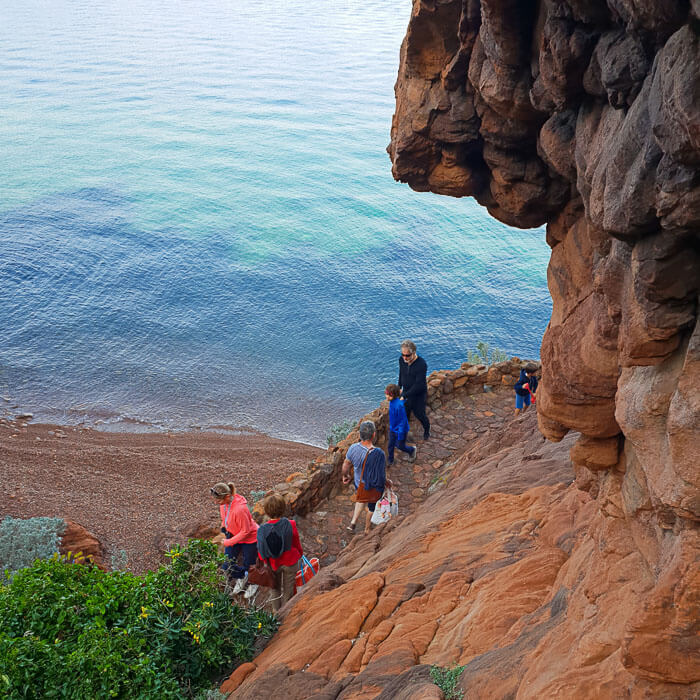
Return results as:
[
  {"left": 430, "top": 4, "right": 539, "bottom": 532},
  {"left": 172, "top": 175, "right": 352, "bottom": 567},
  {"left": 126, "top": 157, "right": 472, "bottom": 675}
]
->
[
  {"left": 59, "top": 520, "right": 106, "bottom": 569},
  {"left": 219, "top": 2, "right": 700, "bottom": 697}
]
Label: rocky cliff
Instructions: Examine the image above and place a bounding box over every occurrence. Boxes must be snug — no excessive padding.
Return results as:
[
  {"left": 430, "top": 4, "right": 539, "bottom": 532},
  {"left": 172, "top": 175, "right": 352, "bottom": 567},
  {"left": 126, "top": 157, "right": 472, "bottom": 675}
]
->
[
  {"left": 387, "top": 0, "right": 699, "bottom": 692},
  {"left": 221, "top": 2, "right": 698, "bottom": 697}
]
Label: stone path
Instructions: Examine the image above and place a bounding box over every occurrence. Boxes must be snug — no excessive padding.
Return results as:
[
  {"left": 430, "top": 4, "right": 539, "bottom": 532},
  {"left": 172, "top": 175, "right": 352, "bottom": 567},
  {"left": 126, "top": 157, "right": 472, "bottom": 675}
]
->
[{"left": 293, "top": 387, "right": 520, "bottom": 567}]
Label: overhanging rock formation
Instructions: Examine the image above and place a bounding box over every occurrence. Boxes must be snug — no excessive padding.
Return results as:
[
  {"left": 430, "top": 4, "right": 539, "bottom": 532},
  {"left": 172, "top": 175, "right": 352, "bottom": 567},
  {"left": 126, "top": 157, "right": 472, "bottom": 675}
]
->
[
  {"left": 389, "top": 0, "right": 699, "bottom": 693},
  {"left": 221, "top": 3, "right": 698, "bottom": 698}
]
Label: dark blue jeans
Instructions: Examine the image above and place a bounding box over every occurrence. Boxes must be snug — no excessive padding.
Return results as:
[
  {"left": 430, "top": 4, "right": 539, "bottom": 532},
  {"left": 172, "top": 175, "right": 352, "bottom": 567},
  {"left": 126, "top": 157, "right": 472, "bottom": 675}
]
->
[
  {"left": 222, "top": 541, "right": 258, "bottom": 579},
  {"left": 387, "top": 431, "right": 413, "bottom": 463}
]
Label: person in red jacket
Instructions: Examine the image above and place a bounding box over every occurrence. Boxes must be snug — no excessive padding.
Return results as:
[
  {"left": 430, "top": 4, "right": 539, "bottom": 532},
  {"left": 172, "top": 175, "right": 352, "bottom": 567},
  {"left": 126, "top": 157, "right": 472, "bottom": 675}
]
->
[
  {"left": 210, "top": 482, "right": 259, "bottom": 595},
  {"left": 256, "top": 492, "right": 303, "bottom": 611}
]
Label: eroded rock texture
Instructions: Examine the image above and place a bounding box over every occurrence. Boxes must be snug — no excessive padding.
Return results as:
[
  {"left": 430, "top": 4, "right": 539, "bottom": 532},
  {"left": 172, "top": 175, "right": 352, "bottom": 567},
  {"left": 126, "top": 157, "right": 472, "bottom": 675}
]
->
[
  {"left": 222, "top": 415, "right": 698, "bottom": 698},
  {"left": 385, "top": 0, "right": 700, "bottom": 695},
  {"left": 220, "top": 3, "right": 698, "bottom": 698}
]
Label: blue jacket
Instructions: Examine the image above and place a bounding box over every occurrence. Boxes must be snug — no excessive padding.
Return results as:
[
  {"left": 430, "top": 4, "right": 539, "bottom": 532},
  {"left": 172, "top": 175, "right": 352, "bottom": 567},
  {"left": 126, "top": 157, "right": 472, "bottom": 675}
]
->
[
  {"left": 388, "top": 398, "right": 410, "bottom": 440},
  {"left": 362, "top": 448, "right": 386, "bottom": 492}
]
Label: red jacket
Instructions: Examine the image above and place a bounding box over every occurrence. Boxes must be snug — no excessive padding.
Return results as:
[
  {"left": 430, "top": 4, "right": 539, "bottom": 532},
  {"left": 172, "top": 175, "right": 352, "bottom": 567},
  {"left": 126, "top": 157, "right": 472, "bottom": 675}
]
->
[
  {"left": 260, "top": 518, "right": 303, "bottom": 571},
  {"left": 220, "top": 494, "right": 258, "bottom": 546}
]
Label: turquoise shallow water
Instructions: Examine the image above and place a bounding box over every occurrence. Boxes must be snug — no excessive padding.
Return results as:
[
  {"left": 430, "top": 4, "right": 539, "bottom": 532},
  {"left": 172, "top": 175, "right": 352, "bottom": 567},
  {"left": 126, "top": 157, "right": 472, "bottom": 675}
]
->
[{"left": 0, "top": 0, "right": 551, "bottom": 445}]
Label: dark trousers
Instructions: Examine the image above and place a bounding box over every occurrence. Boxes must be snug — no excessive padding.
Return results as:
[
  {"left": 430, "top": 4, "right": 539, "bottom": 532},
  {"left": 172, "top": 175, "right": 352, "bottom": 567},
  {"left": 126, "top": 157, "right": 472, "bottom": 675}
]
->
[
  {"left": 223, "top": 542, "right": 258, "bottom": 579},
  {"left": 387, "top": 431, "right": 413, "bottom": 463},
  {"left": 404, "top": 396, "right": 430, "bottom": 437}
]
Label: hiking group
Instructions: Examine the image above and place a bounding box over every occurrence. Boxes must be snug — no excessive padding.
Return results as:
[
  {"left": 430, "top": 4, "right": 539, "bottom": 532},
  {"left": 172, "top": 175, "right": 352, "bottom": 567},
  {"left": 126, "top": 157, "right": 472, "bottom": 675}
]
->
[
  {"left": 341, "top": 339, "right": 429, "bottom": 532},
  {"left": 212, "top": 339, "right": 539, "bottom": 605},
  {"left": 210, "top": 483, "right": 303, "bottom": 611},
  {"left": 208, "top": 338, "right": 430, "bottom": 606}
]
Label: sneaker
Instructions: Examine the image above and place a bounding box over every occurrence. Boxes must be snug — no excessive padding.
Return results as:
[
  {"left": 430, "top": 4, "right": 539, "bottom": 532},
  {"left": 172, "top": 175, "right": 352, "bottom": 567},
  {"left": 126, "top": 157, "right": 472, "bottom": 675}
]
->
[
  {"left": 243, "top": 584, "right": 259, "bottom": 599},
  {"left": 387, "top": 460, "right": 394, "bottom": 467},
  {"left": 408, "top": 445, "right": 418, "bottom": 462},
  {"left": 346, "top": 522, "right": 356, "bottom": 532},
  {"left": 232, "top": 573, "right": 248, "bottom": 595},
  {"left": 423, "top": 431, "right": 430, "bottom": 441}
]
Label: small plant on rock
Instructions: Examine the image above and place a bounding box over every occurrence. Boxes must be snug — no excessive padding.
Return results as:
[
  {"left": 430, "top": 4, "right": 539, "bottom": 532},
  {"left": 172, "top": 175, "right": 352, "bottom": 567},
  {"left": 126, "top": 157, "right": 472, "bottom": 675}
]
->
[
  {"left": 430, "top": 664, "right": 466, "bottom": 700},
  {"left": 249, "top": 489, "right": 267, "bottom": 504},
  {"left": 326, "top": 419, "right": 356, "bottom": 447},
  {"left": 468, "top": 341, "right": 509, "bottom": 365}
]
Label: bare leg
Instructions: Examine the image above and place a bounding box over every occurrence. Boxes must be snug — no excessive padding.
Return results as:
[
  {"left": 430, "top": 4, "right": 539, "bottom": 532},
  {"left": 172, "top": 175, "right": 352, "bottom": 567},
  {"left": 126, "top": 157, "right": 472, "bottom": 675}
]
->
[
  {"left": 350, "top": 501, "right": 365, "bottom": 525},
  {"left": 365, "top": 507, "right": 372, "bottom": 531}
]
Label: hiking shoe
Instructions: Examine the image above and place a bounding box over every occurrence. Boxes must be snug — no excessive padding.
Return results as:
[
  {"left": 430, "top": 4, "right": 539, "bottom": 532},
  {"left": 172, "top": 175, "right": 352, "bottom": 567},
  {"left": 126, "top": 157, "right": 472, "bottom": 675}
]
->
[
  {"left": 243, "top": 584, "right": 259, "bottom": 599},
  {"left": 408, "top": 446, "right": 418, "bottom": 462},
  {"left": 232, "top": 573, "right": 248, "bottom": 595},
  {"left": 387, "top": 460, "right": 394, "bottom": 467},
  {"left": 423, "top": 431, "right": 430, "bottom": 441},
  {"left": 346, "top": 523, "right": 356, "bottom": 532}
]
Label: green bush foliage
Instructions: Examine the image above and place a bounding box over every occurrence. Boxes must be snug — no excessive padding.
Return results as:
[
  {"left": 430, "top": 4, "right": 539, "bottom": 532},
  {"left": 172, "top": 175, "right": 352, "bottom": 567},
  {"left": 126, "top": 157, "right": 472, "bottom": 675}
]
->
[
  {"left": 0, "top": 539, "right": 277, "bottom": 699},
  {"left": 430, "top": 664, "right": 466, "bottom": 700},
  {"left": 326, "top": 419, "right": 356, "bottom": 447},
  {"left": 0, "top": 516, "right": 66, "bottom": 574},
  {"left": 467, "top": 341, "right": 509, "bottom": 365}
]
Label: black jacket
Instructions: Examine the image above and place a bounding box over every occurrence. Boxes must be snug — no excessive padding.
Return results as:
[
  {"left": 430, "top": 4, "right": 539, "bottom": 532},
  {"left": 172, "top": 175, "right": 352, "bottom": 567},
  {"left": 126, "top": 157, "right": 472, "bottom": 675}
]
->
[
  {"left": 398, "top": 355, "right": 428, "bottom": 401},
  {"left": 515, "top": 370, "right": 538, "bottom": 396}
]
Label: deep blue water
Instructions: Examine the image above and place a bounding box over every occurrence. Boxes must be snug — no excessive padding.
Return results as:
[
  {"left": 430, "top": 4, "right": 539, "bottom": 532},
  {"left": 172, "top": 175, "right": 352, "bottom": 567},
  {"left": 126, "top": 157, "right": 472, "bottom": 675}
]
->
[{"left": 0, "top": 1, "right": 551, "bottom": 445}]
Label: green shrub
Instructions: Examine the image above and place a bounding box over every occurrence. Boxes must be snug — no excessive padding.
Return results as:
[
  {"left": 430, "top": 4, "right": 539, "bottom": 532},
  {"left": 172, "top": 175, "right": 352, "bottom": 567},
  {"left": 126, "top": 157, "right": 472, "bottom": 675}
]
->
[
  {"left": 0, "top": 539, "right": 277, "bottom": 699},
  {"left": 326, "top": 419, "right": 356, "bottom": 447},
  {"left": 467, "top": 341, "right": 509, "bottom": 365},
  {"left": 430, "top": 664, "right": 466, "bottom": 700},
  {"left": 0, "top": 516, "right": 66, "bottom": 574}
]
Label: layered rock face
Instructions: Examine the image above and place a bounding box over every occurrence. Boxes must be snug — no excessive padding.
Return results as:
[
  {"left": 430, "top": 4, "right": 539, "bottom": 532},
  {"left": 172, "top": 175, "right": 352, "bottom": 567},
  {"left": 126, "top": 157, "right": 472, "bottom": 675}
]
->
[
  {"left": 388, "top": 0, "right": 699, "bottom": 694},
  {"left": 220, "top": 4, "right": 698, "bottom": 697}
]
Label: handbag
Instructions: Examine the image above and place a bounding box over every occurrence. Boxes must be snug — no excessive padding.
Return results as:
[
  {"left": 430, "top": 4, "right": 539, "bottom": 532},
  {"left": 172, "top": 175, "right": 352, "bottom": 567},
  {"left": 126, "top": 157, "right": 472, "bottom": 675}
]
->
[
  {"left": 247, "top": 558, "right": 276, "bottom": 588},
  {"left": 370, "top": 488, "right": 399, "bottom": 525},
  {"left": 294, "top": 555, "right": 320, "bottom": 588},
  {"left": 353, "top": 448, "right": 383, "bottom": 504}
]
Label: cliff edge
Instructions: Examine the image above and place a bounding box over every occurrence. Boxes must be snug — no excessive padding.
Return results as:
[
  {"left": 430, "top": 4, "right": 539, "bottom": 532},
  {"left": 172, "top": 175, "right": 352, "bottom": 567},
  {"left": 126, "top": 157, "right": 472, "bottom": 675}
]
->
[
  {"left": 388, "top": 1, "right": 699, "bottom": 692},
  {"left": 222, "top": 2, "right": 698, "bottom": 697}
]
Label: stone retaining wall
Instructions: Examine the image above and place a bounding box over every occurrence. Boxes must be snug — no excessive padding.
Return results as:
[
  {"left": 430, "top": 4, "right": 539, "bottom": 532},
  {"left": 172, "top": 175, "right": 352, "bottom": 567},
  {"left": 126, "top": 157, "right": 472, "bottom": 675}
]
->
[{"left": 251, "top": 357, "right": 539, "bottom": 520}]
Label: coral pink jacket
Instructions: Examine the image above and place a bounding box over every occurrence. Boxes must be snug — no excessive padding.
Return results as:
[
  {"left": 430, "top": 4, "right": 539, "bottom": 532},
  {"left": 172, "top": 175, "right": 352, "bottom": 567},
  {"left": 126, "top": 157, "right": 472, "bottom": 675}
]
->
[{"left": 220, "top": 494, "right": 259, "bottom": 547}]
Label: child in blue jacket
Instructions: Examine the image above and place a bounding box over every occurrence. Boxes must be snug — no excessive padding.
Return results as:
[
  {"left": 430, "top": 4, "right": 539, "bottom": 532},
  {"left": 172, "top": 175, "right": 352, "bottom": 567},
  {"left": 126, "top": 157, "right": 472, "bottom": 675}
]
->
[
  {"left": 385, "top": 384, "right": 417, "bottom": 465},
  {"left": 514, "top": 365, "right": 539, "bottom": 416}
]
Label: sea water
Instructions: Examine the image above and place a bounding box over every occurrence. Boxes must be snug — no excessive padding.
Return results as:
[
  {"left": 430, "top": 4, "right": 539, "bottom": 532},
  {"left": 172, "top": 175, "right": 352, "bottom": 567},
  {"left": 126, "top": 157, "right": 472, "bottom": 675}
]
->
[{"left": 0, "top": 0, "right": 551, "bottom": 445}]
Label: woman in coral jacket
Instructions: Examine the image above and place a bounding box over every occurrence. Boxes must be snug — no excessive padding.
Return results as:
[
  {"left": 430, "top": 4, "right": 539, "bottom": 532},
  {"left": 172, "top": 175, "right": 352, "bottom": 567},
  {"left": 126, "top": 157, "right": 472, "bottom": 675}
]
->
[{"left": 210, "top": 482, "right": 259, "bottom": 595}]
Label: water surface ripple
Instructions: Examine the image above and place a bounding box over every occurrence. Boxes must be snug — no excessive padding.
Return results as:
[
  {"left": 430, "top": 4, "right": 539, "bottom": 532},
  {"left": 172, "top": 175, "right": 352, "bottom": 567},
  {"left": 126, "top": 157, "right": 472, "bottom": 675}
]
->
[{"left": 0, "top": 1, "right": 551, "bottom": 445}]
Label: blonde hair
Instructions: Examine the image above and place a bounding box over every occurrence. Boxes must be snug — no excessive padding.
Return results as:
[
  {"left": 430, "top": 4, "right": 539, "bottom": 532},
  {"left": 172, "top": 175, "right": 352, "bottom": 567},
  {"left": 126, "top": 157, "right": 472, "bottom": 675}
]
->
[{"left": 210, "top": 482, "right": 235, "bottom": 498}]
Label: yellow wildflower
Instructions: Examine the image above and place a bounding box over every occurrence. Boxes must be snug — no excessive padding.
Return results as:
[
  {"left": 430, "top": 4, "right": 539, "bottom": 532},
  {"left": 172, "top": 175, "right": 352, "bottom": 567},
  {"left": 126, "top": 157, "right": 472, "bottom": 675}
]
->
[{"left": 257, "top": 622, "right": 262, "bottom": 629}]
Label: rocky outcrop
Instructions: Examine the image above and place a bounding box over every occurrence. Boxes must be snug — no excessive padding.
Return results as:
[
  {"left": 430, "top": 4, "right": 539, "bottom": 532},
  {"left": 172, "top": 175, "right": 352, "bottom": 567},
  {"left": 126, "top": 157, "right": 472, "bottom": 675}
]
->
[
  {"left": 222, "top": 412, "right": 698, "bottom": 698},
  {"left": 387, "top": 1, "right": 699, "bottom": 694},
  {"left": 59, "top": 520, "right": 106, "bottom": 569},
  {"left": 218, "top": 2, "right": 699, "bottom": 698}
]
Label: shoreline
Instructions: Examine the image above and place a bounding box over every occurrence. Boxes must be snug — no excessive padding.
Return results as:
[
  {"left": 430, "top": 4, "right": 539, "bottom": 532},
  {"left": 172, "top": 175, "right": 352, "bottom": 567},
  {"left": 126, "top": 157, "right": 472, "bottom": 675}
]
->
[
  {"left": 0, "top": 418, "right": 323, "bottom": 573},
  {"left": 0, "top": 398, "right": 329, "bottom": 449}
]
